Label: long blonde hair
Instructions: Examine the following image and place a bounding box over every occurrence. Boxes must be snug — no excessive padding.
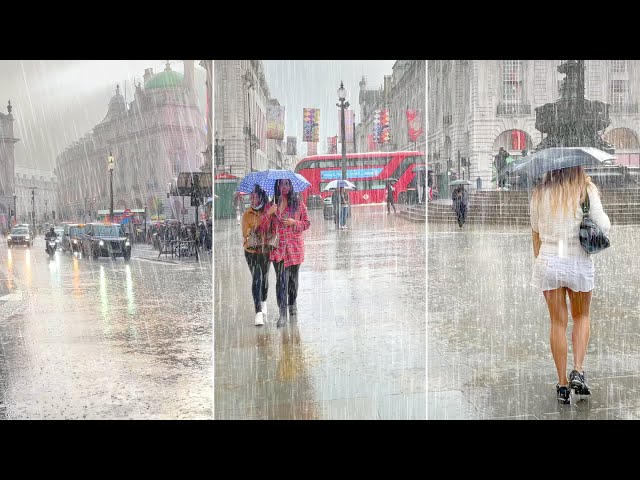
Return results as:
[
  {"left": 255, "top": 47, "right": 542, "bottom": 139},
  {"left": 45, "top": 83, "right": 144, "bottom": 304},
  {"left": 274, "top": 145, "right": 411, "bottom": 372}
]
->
[{"left": 531, "top": 166, "right": 597, "bottom": 216}]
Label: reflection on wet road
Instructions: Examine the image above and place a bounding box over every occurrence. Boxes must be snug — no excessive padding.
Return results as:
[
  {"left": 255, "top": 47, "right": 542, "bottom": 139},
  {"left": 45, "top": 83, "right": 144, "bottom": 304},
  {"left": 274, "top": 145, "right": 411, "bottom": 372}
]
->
[
  {"left": 215, "top": 205, "right": 426, "bottom": 419},
  {"left": 0, "top": 238, "right": 212, "bottom": 419}
]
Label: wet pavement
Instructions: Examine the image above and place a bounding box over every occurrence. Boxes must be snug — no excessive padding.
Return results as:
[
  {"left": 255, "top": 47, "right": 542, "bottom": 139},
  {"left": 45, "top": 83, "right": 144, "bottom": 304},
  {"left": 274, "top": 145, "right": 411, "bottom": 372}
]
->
[
  {"left": 0, "top": 237, "right": 212, "bottom": 419},
  {"left": 428, "top": 222, "right": 640, "bottom": 419},
  {"left": 214, "top": 205, "right": 426, "bottom": 419}
]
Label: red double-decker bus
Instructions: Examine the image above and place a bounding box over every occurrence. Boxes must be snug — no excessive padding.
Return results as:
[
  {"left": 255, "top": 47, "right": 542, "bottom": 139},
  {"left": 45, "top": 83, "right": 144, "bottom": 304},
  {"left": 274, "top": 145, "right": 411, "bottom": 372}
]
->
[{"left": 294, "top": 151, "right": 425, "bottom": 205}]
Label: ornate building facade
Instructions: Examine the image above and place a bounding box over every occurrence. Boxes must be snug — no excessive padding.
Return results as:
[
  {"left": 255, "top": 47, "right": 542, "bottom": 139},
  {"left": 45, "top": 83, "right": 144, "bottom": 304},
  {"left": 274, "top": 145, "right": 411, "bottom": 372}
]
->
[
  {"left": 214, "top": 60, "right": 270, "bottom": 177},
  {"left": 55, "top": 61, "right": 206, "bottom": 220},
  {"left": 355, "top": 60, "right": 426, "bottom": 154},
  {"left": 14, "top": 167, "right": 58, "bottom": 224},
  {"left": 428, "top": 60, "right": 640, "bottom": 193},
  {"left": 0, "top": 101, "right": 19, "bottom": 229}
]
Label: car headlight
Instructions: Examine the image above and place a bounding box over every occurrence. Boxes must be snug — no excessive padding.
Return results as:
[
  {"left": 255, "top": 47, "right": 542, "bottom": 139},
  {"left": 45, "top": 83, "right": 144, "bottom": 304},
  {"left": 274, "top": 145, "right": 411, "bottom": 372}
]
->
[
  {"left": 73, "top": 239, "right": 77, "bottom": 244},
  {"left": 99, "top": 240, "right": 104, "bottom": 246}
]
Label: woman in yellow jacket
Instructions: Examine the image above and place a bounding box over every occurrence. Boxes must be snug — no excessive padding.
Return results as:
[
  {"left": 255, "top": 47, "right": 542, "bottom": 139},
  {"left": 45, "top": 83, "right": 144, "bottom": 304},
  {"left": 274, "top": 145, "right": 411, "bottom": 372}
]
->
[{"left": 242, "top": 185, "right": 273, "bottom": 326}]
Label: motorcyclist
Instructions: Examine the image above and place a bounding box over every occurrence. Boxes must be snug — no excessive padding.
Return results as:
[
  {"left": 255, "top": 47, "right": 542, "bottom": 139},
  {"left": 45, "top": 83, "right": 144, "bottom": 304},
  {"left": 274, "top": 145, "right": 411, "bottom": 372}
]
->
[{"left": 45, "top": 227, "right": 57, "bottom": 253}]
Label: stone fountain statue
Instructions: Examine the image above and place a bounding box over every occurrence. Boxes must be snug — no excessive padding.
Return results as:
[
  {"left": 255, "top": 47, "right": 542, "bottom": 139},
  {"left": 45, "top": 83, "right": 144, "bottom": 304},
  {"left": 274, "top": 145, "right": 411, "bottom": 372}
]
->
[{"left": 535, "top": 60, "right": 614, "bottom": 153}]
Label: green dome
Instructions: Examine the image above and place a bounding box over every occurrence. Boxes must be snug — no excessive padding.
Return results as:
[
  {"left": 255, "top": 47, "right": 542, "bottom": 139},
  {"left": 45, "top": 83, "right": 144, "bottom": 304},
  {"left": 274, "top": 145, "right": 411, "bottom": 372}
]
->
[{"left": 145, "top": 69, "right": 184, "bottom": 89}]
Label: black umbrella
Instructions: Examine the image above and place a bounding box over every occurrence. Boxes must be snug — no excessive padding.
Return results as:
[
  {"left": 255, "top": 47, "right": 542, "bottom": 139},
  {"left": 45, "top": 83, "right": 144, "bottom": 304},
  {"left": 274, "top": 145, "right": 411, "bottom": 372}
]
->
[{"left": 512, "top": 147, "right": 615, "bottom": 179}]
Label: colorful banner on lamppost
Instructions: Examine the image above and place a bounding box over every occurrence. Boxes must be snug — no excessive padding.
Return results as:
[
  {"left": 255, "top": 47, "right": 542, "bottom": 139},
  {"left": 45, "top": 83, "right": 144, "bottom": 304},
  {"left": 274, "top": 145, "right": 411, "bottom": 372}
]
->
[
  {"left": 307, "top": 142, "right": 318, "bottom": 156},
  {"left": 267, "top": 105, "right": 285, "bottom": 140},
  {"left": 373, "top": 109, "right": 390, "bottom": 144},
  {"left": 286, "top": 136, "right": 297, "bottom": 155},
  {"left": 327, "top": 136, "right": 337, "bottom": 154},
  {"left": 303, "top": 108, "right": 320, "bottom": 142},
  {"left": 406, "top": 109, "right": 423, "bottom": 142},
  {"left": 337, "top": 109, "right": 355, "bottom": 144}
]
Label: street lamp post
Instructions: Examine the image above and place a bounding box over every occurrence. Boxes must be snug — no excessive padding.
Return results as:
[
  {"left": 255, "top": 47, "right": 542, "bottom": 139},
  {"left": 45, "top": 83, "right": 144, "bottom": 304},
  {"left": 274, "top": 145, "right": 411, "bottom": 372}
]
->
[
  {"left": 12, "top": 194, "right": 16, "bottom": 226},
  {"left": 44, "top": 199, "right": 48, "bottom": 222},
  {"left": 336, "top": 81, "right": 350, "bottom": 180},
  {"left": 108, "top": 152, "right": 114, "bottom": 222}
]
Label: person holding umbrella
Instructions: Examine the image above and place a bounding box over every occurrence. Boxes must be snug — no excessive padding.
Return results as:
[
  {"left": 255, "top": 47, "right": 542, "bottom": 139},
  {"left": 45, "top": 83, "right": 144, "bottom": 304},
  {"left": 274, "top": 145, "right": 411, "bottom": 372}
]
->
[
  {"left": 451, "top": 183, "right": 469, "bottom": 228},
  {"left": 241, "top": 184, "right": 273, "bottom": 326},
  {"left": 386, "top": 179, "right": 397, "bottom": 214},
  {"left": 265, "top": 178, "right": 311, "bottom": 327},
  {"left": 529, "top": 162, "right": 610, "bottom": 404}
]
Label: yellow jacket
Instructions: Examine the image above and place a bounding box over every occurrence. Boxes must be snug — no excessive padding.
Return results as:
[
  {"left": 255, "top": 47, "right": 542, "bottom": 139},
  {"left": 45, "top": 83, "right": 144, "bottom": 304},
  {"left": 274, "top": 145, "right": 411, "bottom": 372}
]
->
[{"left": 241, "top": 206, "right": 271, "bottom": 253}]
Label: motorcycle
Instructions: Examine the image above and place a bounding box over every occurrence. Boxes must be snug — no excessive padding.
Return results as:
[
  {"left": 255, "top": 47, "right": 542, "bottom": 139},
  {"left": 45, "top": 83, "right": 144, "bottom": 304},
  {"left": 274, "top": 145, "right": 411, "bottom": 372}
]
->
[{"left": 46, "top": 238, "right": 57, "bottom": 258}]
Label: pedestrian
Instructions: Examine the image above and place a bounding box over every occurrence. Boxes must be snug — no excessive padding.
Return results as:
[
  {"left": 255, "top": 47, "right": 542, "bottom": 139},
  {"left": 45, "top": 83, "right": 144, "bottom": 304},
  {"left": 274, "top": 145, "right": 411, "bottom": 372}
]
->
[
  {"left": 386, "top": 180, "right": 397, "bottom": 214},
  {"left": 338, "top": 186, "right": 350, "bottom": 230},
  {"left": 331, "top": 188, "right": 340, "bottom": 228},
  {"left": 529, "top": 166, "right": 610, "bottom": 404},
  {"left": 451, "top": 184, "right": 468, "bottom": 228},
  {"left": 241, "top": 184, "right": 273, "bottom": 327},
  {"left": 495, "top": 147, "right": 509, "bottom": 189},
  {"left": 265, "top": 178, "right": 311, "bottom": 327}
]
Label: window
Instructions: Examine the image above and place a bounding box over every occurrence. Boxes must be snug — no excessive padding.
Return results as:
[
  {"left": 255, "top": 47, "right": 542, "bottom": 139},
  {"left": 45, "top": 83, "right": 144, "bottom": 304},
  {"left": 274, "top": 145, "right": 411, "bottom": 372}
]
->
[
  {"left": 502, "top": 60, "right": 523, "bottom": 104},
  {"left": 611, "top": 60, "right": 627, "bottom": 73},
  {"left": 610, "top": 80, "right": 629, "bottom": 108}
]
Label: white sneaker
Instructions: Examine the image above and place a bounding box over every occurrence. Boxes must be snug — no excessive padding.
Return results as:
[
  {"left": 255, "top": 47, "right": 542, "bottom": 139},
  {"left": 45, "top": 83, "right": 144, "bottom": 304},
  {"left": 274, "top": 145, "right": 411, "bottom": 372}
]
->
[
  {"left": 261, "top": 302, "right": 267, "bottom": 316},
  {"left": 254, "top": 312, "right": 264, "bottom": 326}
]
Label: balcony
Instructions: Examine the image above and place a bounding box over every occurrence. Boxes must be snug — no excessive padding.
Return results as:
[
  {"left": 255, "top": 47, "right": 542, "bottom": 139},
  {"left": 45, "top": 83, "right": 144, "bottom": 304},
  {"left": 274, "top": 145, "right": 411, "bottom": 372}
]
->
[
  {"left": 609, "top": 103, "right": 639, "bottom": 114},
  {"left": 443, "top": 114, "right": 452, "bottom": 126},
  {"left": 497, "top": 103, "right": 531, "bottom": 116}
]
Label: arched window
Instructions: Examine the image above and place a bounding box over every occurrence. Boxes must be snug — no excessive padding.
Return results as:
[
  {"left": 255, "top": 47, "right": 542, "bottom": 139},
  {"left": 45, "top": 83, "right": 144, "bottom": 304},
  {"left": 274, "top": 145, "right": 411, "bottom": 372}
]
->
[{"left": 604, "top": 128, "right": 640, "bottom": 150}]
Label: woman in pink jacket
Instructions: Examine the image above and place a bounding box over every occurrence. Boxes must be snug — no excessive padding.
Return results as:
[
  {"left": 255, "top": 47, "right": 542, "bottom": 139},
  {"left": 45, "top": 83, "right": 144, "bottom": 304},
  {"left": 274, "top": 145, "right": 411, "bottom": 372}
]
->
[{"left": 264, "top": 178, "right": 311, "bottom": 327}]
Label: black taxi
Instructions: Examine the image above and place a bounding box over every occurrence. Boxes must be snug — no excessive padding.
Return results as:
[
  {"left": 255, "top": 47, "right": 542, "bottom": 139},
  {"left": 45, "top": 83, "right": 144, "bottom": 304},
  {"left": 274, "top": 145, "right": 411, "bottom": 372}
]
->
[{"left": 81, "top": 223, "right": 131, "bottom": 260}]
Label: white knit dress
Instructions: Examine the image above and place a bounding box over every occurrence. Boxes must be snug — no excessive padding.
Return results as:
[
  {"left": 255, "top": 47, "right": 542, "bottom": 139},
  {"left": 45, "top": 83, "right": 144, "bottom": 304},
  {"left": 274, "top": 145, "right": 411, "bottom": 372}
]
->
[{"left": 530, "top": 183, "right": 611, "bottom": 292}]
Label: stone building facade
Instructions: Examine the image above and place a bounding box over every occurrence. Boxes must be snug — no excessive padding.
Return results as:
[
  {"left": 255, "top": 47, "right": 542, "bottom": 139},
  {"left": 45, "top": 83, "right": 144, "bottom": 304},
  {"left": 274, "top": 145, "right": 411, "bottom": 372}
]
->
[
  {"left": 0, "top": 101, "right": 19, "bottom": 228},
  {"left": 428, "top": 60, "right": 640, "bottom": 193},
  {"left": 14, "top": 167, "right": 58, "bottom": 224},
  {"left": 214, "top": 60, "right": 270, "bottom": 177},
  {"left": 54, "top": 61, "right": 205, "bottom": 221}
]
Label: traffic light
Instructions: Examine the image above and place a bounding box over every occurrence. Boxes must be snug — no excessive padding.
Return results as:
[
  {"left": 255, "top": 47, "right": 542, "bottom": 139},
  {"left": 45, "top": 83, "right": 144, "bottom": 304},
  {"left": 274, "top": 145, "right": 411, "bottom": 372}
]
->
[{"left": 9, "top": 209, "right": 14, "bottom": 217}]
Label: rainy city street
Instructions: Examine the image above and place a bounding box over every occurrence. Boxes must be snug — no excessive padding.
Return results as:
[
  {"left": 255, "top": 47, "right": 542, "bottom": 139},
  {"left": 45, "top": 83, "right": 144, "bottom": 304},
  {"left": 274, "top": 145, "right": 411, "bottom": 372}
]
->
[
  {"left": 0, "top": 237, "right": 212, "bottom": 419},
  {"left": 215, "top": 205, "right": 426, "bottom": 420},
  {"left": 428, "top": 222, "right": 640, "bottom": 419}
]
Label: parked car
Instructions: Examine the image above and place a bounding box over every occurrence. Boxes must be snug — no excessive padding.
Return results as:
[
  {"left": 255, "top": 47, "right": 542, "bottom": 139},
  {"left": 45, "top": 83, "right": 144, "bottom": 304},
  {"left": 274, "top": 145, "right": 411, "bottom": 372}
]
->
[
  {"left": 7, "top": 226, "right": 32, "bottom": 248},
  {"left": 81, "top": 223, "right": 131, "bottom": 260}
]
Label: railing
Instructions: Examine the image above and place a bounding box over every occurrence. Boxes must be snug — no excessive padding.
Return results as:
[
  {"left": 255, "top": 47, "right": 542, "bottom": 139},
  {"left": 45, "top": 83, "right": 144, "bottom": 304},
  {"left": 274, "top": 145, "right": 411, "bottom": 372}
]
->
[{"left": 497, "top": 103, "right": 531, "bottom": 116}]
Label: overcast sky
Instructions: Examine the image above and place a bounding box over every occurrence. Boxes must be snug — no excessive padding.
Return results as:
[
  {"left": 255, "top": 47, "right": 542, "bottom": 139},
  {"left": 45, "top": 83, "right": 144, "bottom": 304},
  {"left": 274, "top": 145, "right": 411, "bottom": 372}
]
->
[
  {"left": 0, "top": 60, "right": 207, "bottom": 173},
  {"left": 263, "top": 60, "right": 396, "bottom": 155}
]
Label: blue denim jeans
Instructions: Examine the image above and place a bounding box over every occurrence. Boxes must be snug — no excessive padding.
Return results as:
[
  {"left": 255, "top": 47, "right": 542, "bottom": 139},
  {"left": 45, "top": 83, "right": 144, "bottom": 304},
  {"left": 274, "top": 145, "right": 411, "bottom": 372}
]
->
[{"left": 340, "top": 206, "right": 348, "bottom": 227}]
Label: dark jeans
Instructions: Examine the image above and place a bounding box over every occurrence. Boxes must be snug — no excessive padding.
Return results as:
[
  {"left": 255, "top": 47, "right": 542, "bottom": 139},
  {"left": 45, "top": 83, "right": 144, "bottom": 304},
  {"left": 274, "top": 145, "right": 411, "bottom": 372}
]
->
[
  {"left": 273, "top": 261, "right": 300, "bottom": 310},
  {"left": 245, "top": 251, "right": 270, "bottom": 313},
  {"left": 387, "top": 198, "right": 396, "bottom": 213}
]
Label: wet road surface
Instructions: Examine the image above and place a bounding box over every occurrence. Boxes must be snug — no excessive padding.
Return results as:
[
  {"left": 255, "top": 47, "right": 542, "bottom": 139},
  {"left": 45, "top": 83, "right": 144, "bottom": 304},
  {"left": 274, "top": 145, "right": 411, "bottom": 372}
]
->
[
  {"left": 0, "top": 237, "right": 212, "bottom": 419},
  {"left": 215, "top": 205, "right": 426, "bottom": 419}
]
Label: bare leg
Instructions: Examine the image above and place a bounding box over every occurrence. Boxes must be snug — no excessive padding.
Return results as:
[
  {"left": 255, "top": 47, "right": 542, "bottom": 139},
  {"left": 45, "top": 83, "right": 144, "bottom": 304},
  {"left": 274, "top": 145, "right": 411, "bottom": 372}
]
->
[
  {"left": 567, "top": 289, "right": 592, "bottom": 372},
  {"left": 543, "top": 288, "right": 569, "bottom": 385}
]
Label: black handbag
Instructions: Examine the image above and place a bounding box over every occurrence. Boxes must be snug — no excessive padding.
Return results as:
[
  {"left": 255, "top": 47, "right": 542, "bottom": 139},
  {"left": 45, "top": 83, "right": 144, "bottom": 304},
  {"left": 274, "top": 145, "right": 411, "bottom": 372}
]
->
[{"left": 579, "top": 191, "right": 610, "bottom": 254}]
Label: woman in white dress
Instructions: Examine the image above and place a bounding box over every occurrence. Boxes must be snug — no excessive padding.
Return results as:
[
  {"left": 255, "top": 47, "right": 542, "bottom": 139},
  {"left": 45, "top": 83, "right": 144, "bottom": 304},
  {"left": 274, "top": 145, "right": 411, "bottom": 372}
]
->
[{"left": 530, "top": 166, "right": 610, "bottom": 404}]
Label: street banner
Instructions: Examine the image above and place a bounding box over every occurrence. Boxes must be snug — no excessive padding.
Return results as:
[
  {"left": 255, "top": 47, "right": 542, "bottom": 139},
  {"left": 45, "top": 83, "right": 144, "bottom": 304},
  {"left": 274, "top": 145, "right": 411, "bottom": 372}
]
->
[
  {"left": 307, "top": 142, "right": 318, "bottom": 156},
  {"left": 303, "top": 108, "right": 320, "bottom": 142},
  {"left": 286, "top": 136, "right": 297, "bottom": 155},
  {"left": 373, "top": 109, "right": 390, "bottom": 144},
  {"left": 327, "top": 136, "right": 337, "bottom": 154},
  {"left": 406, "top": 109, "right": 423, "bottom": 142},
  {"left": 337, "top": 109, "right": 355, "bottom": 144},
  {"left": 267, "top": 105, "right": 285, "bottom": 140}
]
